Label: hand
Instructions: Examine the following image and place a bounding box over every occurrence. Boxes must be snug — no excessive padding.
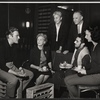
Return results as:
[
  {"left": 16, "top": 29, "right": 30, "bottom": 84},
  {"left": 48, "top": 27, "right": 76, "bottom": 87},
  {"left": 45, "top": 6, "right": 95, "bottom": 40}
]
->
[
  {"left": 8, "top": 69, "right": 26, "bottom": 77},
  {"left": 73, "top": 67, "right": 81, "bottom": 72},
  {"left": 38, "top": 67, "right": 43, "bottom": 72},
  {"left": 59, "top": 61, "right": 68, "bottom": 69},
  {"left": 59, "top": 63, "right": 65, "bottom": 69},
  {"left": 42, "top": 66, "right": 49, "bottom": 72},
  {"left": 56, "top": 50, "right": 61, "bottom": 53},
  {"left": 17, "top": 71, "right": 26, "bottom": 77},
  {"left": 63, "top": 50, "right": 69, "bottom": 54},
  {"left": 19, "top": 67, "right": 25, "bottom": 74},
  {"left": 51, "top": 70, "right": 55, "bottom": 74},
  {"left": 78, "top": 69, "right": 86, "bottom": 75}
]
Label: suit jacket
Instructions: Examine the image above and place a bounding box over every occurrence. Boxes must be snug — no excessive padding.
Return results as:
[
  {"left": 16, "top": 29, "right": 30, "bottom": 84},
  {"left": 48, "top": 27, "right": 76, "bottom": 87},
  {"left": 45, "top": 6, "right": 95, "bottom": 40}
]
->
[
  {"left": 66, "top": 21, "right": 88, "bottom": 52},
  {"left": 48, "top": 22, "right": 69, "bottom": 51}
]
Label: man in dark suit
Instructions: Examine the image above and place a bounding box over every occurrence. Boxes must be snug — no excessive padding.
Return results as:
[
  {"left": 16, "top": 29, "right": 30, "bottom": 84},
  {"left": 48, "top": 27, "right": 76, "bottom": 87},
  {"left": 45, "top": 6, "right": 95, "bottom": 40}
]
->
[
  {"left": 48, "top": 10, "right": 69, "bottom": 53},
  {"left": 66, "top": 10, "right": 88, "bottom": 53}
]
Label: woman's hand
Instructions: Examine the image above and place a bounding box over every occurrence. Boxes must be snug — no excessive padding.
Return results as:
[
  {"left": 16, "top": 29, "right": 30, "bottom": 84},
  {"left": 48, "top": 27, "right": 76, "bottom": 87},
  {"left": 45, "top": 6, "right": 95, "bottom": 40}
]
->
[
  {"left": 42, "top": 66, "right": 49, "bottom": 72},
  {"left": 38, "top": 67, "right": 43, "bottom": 72}
]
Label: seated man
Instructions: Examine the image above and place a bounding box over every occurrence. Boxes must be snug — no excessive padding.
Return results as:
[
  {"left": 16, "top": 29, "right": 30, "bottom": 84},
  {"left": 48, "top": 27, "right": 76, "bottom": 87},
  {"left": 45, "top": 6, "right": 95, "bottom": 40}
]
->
[
  {"left": 60, "top": 34, "right": 90, "bottom": 77},
  {"left": 0, "top": 27, "right": 33, "bottom": 98},
  {"left": 48, "top": 34, "right": 90, "bottom": 97}
]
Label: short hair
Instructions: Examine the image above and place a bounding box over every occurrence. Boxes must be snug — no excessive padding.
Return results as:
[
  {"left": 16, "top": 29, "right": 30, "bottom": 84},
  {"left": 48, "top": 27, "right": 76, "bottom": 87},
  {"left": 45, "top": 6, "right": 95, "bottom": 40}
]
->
[
  {"left": 86, "top": 26, "right": 100, "bottom": 43},
  {"left": 53, "top": 11, "right": 62, "bottom": 17},
  {"left": 77, "top": 34, "right": 85, "bottom": 43},
  {"left": 36, "top": 33, "right": 47, "bottom": 43},
  {"left": 6, "top": 27, "right": 18, "bottom": 37},
  {"left": 74, "top": 10, "right": 83, "bottom": 17}
]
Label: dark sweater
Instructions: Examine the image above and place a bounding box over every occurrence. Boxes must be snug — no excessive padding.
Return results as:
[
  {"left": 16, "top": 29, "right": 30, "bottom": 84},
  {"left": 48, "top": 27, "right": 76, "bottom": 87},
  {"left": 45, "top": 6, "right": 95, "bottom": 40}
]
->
[
  {"left": 29, "top": 46, "right": 52, "bottom": 67},
  {"left": 86, "top": 43, "right": 100, "bottom": 75},
  {"left": 0, "top": 39, "right": 20, "bottom": 72}
]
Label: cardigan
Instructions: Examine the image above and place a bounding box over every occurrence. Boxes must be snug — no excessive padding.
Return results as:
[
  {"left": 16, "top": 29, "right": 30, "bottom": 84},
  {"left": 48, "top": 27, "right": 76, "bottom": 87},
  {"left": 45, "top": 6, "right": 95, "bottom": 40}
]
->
[{"left": 29, "top": 45, "right": 52, "bottom": 67}]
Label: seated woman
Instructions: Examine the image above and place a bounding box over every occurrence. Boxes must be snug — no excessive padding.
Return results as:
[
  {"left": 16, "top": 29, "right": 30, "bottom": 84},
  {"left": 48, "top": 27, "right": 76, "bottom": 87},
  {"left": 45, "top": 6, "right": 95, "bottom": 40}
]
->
[
  {"left": 64, "top": 26, "right": 100, "bottom": 98},
  {"left": 29, "top": 33, "right": 52, "bottom": 85}
]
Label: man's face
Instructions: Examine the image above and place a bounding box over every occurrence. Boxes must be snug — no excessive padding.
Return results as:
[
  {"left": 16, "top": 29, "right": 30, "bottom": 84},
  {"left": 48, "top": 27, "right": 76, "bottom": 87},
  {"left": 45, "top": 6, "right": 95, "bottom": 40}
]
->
[
  {"left": 53, "top": 14, "right": 62, "bottom": 24},
  {"left": 11, "top": 31, "right": 20, "bottom": 44},
  {"left": 73, "top": 12, "right": 83, "bottom": 25},
  {"left": 74, "top": 37, "right": 82, "bottom": 49}
]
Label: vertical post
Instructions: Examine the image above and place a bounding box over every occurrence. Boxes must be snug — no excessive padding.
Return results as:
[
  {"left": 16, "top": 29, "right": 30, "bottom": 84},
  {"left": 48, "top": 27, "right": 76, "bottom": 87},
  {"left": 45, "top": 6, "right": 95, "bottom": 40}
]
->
[{"left": 8, "top": 4, "right": 9, "bottom": 29}]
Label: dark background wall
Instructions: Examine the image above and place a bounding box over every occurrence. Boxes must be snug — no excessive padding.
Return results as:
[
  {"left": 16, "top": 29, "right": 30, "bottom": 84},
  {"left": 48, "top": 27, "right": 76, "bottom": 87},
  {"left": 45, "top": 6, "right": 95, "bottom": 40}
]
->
[
  {"left": 0, "top": 3, "right": 100, "bottom": 40},
  {"left": 0, "top": 3, "right": 100, "bottom": 62}
]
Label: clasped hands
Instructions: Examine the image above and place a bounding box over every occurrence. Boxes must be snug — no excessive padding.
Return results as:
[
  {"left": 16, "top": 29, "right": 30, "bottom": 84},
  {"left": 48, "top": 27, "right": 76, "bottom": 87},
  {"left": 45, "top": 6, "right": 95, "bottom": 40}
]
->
[
  {"left": 38, "top": 66, "right": 49, "bottom": 72},
  {"left": 17, "top": 67, "right": 26, "bottom": 77},
  {"left": 8, "top": 66, "right": 26, "bottom": 77}
]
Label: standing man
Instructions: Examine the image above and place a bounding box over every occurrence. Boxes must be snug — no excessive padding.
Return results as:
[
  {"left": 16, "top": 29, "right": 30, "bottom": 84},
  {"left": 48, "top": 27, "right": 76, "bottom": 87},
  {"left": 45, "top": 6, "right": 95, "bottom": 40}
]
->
[
  {"left": 0, "top": 27, "right": 33, "bottom": 98},
  {"left": 66, "top": 10, "right": 88, "bottom": 53},
  {"left": 48, "top": 10, "right": 69, "bottom": 53}
]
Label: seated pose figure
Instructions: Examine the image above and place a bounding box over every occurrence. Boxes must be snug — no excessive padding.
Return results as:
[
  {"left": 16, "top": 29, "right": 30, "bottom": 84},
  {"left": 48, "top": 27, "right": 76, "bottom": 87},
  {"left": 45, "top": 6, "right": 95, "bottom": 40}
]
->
[
  {"left": 60, "top": 34, "right": 90, "bottom": 77},
  {"left": 64, "top": 26, "right": 100, "bottom": 98},
  {"left": 47, "top": 34, "right": 90, "bottom": 97},
  {"left": 0, "top": 27, "right": 33, "bottom": 98},
  {"left": 29, "top": 33, "right": 52, "bottom": 85}
]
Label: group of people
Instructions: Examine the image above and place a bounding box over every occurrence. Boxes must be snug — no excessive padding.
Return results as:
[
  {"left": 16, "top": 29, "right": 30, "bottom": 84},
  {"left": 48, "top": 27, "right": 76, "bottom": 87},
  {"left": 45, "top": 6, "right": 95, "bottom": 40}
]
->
[
  {"left": 47, "top": 9, "right": 100, "bottom": 98},
  {"left": 0, "top": 9, "right": 100, "bottom": 99}
]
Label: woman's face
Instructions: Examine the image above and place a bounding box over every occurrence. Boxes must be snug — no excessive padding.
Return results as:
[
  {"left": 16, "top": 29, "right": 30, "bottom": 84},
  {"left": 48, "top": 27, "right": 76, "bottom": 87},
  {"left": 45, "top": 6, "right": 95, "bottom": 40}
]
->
[
  {"left": 37, "top": 36, "right": 45, "bottom": 46},
  {"left": 54, "top": 14, "right": 62, "bottom": 24},
  {"left": 85, "top": 30, "right": 92, "bottom": 42}
]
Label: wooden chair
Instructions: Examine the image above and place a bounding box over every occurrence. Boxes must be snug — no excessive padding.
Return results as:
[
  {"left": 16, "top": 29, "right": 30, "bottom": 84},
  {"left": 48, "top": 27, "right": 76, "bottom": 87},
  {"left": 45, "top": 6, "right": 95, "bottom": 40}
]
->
[
  {"left": 0, "top": 80, "right": 6, "bottom": 98},
  {"left": 78, "top": 85, "right": 100, "bottom": 98}
]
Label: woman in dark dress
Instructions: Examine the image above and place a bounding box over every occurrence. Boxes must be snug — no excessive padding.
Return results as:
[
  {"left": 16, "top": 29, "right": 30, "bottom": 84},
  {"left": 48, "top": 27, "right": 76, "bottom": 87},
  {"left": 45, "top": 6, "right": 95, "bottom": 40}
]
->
[
  {"left": 29, "top": 33, "right": 52, "bottom": 85},
  {"left": 64, "top": 26, "right": 100, "bottom": 98}
]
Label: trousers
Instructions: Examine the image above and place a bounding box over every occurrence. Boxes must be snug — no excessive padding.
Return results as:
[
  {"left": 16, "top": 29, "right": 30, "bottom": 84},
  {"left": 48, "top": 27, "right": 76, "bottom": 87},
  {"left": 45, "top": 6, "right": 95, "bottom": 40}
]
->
[
  {"left": 64, "top": 73, "right": 100, "bottom": 98},
  {"left": 0, "top": 69, "right": 18, "bottom": 98}
]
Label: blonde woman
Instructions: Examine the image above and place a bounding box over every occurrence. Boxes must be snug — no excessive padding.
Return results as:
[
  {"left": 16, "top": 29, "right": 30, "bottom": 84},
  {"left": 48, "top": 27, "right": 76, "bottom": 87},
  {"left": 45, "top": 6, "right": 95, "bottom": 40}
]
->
[{"left": 30, "top": 33, "right": 52, "bottom": 85}]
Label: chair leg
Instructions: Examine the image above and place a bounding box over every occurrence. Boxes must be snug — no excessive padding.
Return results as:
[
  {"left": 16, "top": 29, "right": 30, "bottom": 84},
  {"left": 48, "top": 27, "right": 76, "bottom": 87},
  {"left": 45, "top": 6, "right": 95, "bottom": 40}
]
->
[
  {"left": 16, "top": 79, "right": 23, "bottom": 98},
  {"left": 93, "top": 90, "right": 100, "bottom": 98},
  {"left": 78, "top": 86, "right": 81, "bottom": 97}
]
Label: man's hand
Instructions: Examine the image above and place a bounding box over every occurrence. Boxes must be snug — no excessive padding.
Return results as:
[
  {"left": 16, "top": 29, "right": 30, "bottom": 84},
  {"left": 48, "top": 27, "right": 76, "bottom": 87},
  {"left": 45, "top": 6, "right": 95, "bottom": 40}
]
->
[
  {"left": 78, "top": 69, "right": 86, "bottom": 75},
  {"left": 56, "top": 50, "right": 61, "bottom": 53},
  {"left": 16, "top": 71, "right": 26, "bottom": 77},
  {"left": 63, "top": 50, "right": 69, "bottom": 54},
  {"left": 19, "top": 67, "right": 25, "bottom": 74},
  {"left": 73, "top": 67, "right": 81, "bottom": 72}
]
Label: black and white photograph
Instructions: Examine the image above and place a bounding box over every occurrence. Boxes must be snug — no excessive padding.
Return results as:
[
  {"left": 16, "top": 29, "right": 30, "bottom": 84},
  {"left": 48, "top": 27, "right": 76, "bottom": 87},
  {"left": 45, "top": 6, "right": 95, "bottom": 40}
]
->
[{"left": 0, "top": 2, "right": 100, "bottom": 99}]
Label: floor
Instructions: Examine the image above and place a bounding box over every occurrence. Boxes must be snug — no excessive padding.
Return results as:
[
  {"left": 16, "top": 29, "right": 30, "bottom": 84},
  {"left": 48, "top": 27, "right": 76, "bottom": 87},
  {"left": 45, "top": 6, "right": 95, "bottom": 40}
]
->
[{"left": 54, "top": 86, "right": 100, "bottom": 98}]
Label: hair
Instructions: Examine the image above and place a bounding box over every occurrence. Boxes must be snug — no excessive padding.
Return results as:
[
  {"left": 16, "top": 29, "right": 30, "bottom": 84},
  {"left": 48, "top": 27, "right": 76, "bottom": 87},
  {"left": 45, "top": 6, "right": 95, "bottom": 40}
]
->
[
  {"left": 74, "top": 10, "right": 83, "bottom": 17},
  {"left": 77, "top": 34, "right": 85, "bottom": 43},
  {"left": 36, "top": 33, "right": 47, "bottom": 43},
  {"left": 6, "top": 27, "right": 18, "bottom": 38},
  {"left": 53, "top": 11, "right": 62, "bottom": 17},
  {"left": 86, "top": 26, "right": 100, "bottom": 43}
]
